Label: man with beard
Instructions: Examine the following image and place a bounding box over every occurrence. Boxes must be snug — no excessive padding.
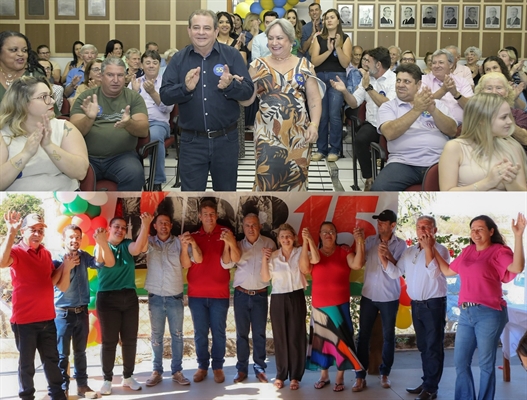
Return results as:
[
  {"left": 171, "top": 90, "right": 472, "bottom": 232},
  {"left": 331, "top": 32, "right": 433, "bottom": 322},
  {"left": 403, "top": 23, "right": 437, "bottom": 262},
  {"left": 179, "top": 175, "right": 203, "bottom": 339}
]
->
[{"left": 53, "top": 225, "right": 114, "bottom": 398}]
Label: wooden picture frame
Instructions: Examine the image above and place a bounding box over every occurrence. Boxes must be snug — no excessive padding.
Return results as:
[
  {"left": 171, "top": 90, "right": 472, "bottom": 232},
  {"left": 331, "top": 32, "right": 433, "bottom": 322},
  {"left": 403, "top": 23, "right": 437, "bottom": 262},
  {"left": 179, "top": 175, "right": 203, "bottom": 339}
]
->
[
  {"left": 0, "top": 0, "right": 18, "bottom": 19},
  {"left": 55, "top": 0, "right": 78, "bottom": 19},
  {"left": 26, "top": 0, "right": 48, "bottom": 19},
  {"left": 86, "top": 0, "right": 107, "bottom": 19}
]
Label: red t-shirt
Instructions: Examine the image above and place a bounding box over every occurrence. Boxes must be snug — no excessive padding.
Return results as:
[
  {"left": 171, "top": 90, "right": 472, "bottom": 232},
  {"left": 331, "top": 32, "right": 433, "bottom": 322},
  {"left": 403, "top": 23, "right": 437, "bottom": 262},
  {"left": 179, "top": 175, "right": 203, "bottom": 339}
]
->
[
  {"left": 187, "top": 224, "right": 231, "bottom": 299},
  {"left": 311, "top": 246, "right": 352, "bottom": 308},
  {"left": 9, "top": 242, "right": 56, "bottom": 324},
  {"left": 450, "top": 243, "right": 515, "bottom": 310}
]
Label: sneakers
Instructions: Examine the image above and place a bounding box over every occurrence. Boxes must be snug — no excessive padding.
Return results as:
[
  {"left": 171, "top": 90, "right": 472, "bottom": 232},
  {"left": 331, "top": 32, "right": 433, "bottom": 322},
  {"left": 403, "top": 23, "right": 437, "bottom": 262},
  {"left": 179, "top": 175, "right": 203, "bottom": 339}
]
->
[
  {"left": 77, "top": 385, "right": 98, "bottom": 399},
  {"left": 146, "top": 371, "right": 163, "bottom": 387},
  {"left": 327, "top": 153, "right": 339, "bottom": 162},
  {"left": 172, "top": 371, "right": 191, "bottom": 385},
  {"left": 311, "top": 152, "right": 324, "bottom": 161},
  {"left": 100, "top": 381, "right": 112, "bottom": 396},
  {"left": 122, "top": 376, "right": 142, "bottom": 391}
]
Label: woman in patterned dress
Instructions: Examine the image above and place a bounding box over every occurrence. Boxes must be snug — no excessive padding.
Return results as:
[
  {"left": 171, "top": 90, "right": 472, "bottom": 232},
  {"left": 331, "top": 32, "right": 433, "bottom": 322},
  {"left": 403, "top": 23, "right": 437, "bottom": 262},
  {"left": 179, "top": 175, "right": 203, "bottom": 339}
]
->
[{"left": 240, "top": 19, "right": 325, "bottom": 191}]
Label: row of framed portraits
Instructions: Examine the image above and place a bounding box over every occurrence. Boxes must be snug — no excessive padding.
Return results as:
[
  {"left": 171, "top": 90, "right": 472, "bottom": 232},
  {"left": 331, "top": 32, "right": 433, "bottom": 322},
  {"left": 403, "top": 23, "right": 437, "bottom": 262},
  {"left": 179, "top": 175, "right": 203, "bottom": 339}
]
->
[
  {"left": 0, "top": 0, "right": 107, "bottom": 19},
  {"left": 338, "top": 4, "right": 523, "bottom": 30}
]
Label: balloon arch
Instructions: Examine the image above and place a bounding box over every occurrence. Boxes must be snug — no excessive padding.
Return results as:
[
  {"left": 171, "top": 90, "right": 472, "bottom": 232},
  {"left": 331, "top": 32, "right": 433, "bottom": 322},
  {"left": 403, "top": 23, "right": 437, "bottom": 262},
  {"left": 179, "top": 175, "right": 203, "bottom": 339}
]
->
[{"left": 234, "top": 0, "right": 305, "bottom": 31}]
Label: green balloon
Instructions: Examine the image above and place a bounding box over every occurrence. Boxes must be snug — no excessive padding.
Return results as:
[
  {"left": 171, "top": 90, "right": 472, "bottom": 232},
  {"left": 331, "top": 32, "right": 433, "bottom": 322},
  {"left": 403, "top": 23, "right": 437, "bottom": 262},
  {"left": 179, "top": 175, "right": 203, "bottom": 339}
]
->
[
  {"left": 67, "top": 196, "right": 88, "bottom": 215},
  {"left": 85, "top": 203, "right": 101, "bottom": 218},
  {"left": 89, "top": 276, "right": 99, "bottom": 294},
  {"left": 60, "top": 203, "right": 74, "bottom": 216},
  {"left": 88, "top": 296, "right": 96, "bottom": 311}
]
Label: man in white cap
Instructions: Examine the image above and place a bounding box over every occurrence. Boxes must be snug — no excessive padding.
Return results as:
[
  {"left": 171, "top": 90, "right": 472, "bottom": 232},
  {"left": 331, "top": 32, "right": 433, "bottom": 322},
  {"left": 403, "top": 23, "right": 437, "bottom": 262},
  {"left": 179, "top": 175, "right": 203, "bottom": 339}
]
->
[{"left": 0, "top": 211, "right": 77, "bottom": 400}]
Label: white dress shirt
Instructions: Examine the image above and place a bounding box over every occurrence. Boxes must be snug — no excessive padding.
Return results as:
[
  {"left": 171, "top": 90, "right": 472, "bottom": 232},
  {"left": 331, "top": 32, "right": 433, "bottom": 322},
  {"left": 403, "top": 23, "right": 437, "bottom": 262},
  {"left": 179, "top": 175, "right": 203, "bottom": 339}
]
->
[
  {"left": 251, "top": 32, "right": 271, "bottom": 61},
  {"left": 234, "top": 235, "right": 276, "bottom": 290},
  {"left": 268, "top": 246, "right": 307, "bottom": 294}
]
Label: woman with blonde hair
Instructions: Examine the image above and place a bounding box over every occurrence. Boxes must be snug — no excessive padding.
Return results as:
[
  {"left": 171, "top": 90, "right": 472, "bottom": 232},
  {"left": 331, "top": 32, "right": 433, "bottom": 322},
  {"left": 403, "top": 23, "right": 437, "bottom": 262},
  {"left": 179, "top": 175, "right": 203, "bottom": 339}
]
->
[
  {"left": 286, "top": 9, "right": 303, "bottom": 56},
  {"left": 475, "top": 72, "right": 527, "bottom": 144},
  {"left": 439, "top": 92, "right": 526, "bottom": 191},
  {"left": 261, "top": 223, "right": 319, "bottom": 390},
  {"left": 0, "top": 75, "right": 88, "bottom": 190}
]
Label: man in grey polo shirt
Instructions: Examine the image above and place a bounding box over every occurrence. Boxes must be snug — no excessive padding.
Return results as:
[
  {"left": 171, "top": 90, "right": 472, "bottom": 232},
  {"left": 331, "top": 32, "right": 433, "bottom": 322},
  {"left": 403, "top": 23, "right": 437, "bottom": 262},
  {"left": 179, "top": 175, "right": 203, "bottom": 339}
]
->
[
  {"left": 143, "top": 213, "right": 203, "bottom": 387},
  {"left": 229, "top": 213, "right": 276, "bottom": 384}
]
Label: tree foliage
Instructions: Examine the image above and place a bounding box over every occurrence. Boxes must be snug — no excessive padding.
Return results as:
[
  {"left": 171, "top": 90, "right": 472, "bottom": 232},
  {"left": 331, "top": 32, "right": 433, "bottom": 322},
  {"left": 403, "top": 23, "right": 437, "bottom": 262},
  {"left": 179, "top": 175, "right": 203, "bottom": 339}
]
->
[{"left": 0, "top": 194, "right": 43, "bottom": 236}]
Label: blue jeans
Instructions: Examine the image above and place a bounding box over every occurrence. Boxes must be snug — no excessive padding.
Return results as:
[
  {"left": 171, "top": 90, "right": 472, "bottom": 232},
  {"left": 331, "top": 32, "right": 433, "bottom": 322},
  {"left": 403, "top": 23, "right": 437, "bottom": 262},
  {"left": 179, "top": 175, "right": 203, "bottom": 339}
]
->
[
  {"left": 356, "top": 296, "right": 399, "bottom": 378},
  {"left": 316, "top": 71, "right": 346, "bottom": 156},
  {"left": 371, "top": 162, "right": 429, "bottom": 191},
  {"left": 233, "top": 290, "right": 268, "bottom": 375},
  {"left": 411, "top": 297, "right": 446, "bottom": 393},
  {"left": 179, "top": 128, "right": 238, "bottom": 191},
  {"left": 454, "top": 305, "right": 508, "bottom": 400},
  {"left": 188, "top": 297, "right": 229, "bottom": 370},
  {"left": 54, "top": 308, "right": 89, "bottom": 389},
  {"left": 89, "top": 151, "right": 144, "bottom": 191},
  {"left": 11, "top": 320, "right": 66, "bottom": 400},
  {"left": 149, "top": 121, "right": 170, "bottom": 184},
  {"left": 148, "top": 293, "right": 184, "bottom": 374}
]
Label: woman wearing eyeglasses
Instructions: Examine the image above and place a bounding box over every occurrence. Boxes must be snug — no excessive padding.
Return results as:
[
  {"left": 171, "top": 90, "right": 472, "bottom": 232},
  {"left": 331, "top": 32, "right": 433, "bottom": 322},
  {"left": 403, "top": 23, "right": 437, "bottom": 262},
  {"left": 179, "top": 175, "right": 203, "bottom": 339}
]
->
[
  {"left": 0, "top": 75, "right": 88, "bottom": 191},
  {"left": 434, "top": 213, "right": 526, "bottom": 400},
  {"left": 305, "top": 221, "right": 365, "bottom": 392},
  {"left": 68, "top": 59, "right": 103, "bottom": 107}
]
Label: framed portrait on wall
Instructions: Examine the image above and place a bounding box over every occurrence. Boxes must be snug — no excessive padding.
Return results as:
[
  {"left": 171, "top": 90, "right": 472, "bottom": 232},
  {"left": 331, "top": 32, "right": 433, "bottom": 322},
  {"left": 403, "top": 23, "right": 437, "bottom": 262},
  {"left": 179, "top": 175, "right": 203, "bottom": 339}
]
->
[
  {"left": 506, "top": 6, "right": 522, "bottom": 29},
  {"left": 484, "top": 6, "right": 500, "bottom": 28},
  {"left": 463, "top": 5, "right": 479, "bottom": 28},
  {"left": 0, "top": 0, "right": 17, "bottom": 17},
  {"left": 338, "top": 4, "right": 353, "bottom": 28},
  {"left": 379, "top": 5, "right": 394, "bottom": 28},
  {"left": 421, "top": 5, "right": 437, "bottom": 28},
  {"left": 401, "top": 5, "right": 416, "bottom": 28},
  {"left": 443, "top": 5, "right": 458, "bottom": 28},
  {"left": 57, "top": 0, "right": 75, "bottom": 16},
  {"left": 87, "top": 0, "right": 105, "bottom": 17},
  {"left": 27, "top": 0, "right": 46, "bottom": 17},
  {"left": 358, "top": 5, "right": 374, "bottom": 28}
]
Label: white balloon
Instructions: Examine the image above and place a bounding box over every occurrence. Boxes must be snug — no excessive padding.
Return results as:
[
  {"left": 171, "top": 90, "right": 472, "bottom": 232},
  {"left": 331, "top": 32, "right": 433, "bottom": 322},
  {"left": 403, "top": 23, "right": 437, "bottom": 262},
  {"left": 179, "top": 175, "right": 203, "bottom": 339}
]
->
[
  {"left": 78, "top": 192, "right": 96, "bottom": 201},
  {"left": 55, "top": 192, "right": 78, "bottom": 203},
  {"left": 89, "top": 192, "right": 108, "bottom": 206}
]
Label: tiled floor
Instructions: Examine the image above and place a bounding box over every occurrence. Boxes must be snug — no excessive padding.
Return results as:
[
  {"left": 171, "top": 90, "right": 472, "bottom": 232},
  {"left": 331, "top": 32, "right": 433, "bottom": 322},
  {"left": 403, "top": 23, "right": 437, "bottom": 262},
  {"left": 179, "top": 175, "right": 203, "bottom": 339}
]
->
[{"left": 151, "top": 131, "right": 364, "bottom": 192}]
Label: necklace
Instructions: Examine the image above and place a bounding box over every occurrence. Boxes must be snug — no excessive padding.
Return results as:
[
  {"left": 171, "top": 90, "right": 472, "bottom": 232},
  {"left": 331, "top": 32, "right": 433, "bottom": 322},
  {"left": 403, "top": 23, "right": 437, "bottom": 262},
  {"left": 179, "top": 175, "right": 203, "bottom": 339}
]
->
[
  {"left": 412, "top": 246, "right": 423, "bottom": 264},
  {"left": 0, "top": 67, "right": 23, "bottom": 86},
  {"left": 320, "top": 246, "right": 336, "bottom": 257},
  {"left": 271, "top": 54, "right": 291, "bottom": 61}
]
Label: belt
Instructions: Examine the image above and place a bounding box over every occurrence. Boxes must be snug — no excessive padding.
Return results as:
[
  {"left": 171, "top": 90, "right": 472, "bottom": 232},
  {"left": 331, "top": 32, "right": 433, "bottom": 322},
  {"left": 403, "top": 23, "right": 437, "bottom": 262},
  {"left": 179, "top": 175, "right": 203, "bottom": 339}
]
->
[
  {"left": 461, "top": 302, "right": 479, "bottom": 309},
  {"left": 182, "top": 122, "right": 237, "bottom": 139},
  {"left": 57, "top": 305, "right": 87, "bottom": 314},
  {"left": 235, "top": 286, "right": 268, "bottom": 296}
]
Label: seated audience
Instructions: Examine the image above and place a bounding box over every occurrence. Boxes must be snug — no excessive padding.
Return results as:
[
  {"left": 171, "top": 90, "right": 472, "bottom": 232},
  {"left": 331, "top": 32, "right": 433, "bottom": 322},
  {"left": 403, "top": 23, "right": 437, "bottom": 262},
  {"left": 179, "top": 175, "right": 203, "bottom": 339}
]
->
[
  {"left": 70, "top": 57, "right": 148, "bottom": 191},
  {"left": 125, "top": 48, "right": 144, "bottom": 85},
  {"left": 422, "top": 48, "right": 474, "bottom": 125},
  {"left": 63, "top": 44, "right": 98, "bottom": 99},
  {"left": 481, "top": 56, "right": 526, "bottom": 111},
  {"left": 475, "top": 72, "right": 527, "bottom": 145},
  {"left": 422, "top": 51, "right": 433, "bottom": 74},
  {"left": 445, "top": 45, "right": 474, "bottom": 87},
  {"left": 388, "top": 46, "right": 401, "bottom": 71},
  {"left": 0, "top": 76, "right": 88, "bottom": 190},
  {"left": 439, "top": 93, "right": 527, "bottom": 191},
  {"left": 60, "top": 40, "right": 84, "bottom": 84},
  {"left": 146, "top": 42, "right": 167, "bottom": 68},
  {"left": 400, "top": 50, "right": 416, "bottom": 64},
  {"left": 464, "top": 46, "right": 482, "bottom": 86},
  {"left": 369, "top": 63, "right": 457, "bottom": 191},
  {"left": 104, "top": 39, "right": 124, "bottom": 60},
  {"left": 38, "top": 59, "right": 63, "bottom": 110},
  {"left": 130, "top": 50, "right": 174, "bottom": 191},
  {"left": 37, "top": 44, "right": 61, "bottom": 83},
  {"left": 69, "top": 59, "right": 103, "bottom": 106}
]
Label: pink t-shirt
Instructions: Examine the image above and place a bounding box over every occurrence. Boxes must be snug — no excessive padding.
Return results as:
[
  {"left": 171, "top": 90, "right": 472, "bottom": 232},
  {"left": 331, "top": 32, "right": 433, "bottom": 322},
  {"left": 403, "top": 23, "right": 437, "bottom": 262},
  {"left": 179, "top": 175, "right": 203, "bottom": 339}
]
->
[
  {"left": 311, "top": 246, "right": 352, "bottom": 308},
  {"left": 450, "top": 243, "right": 515, "bottom": 310}
]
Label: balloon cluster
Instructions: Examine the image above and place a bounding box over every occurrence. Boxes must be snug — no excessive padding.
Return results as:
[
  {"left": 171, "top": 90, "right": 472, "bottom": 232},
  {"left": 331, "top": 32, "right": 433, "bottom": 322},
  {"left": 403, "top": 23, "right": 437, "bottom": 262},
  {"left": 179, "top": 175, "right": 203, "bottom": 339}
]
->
[
  {"left": 54, "top": 192, "right": 110, "bottom": 347},
  {"left": 235, "top": 0, "right": 305, "bottom": 31},
  {"left": 396, "top": 277, "right": 412, "bottom": 329}
]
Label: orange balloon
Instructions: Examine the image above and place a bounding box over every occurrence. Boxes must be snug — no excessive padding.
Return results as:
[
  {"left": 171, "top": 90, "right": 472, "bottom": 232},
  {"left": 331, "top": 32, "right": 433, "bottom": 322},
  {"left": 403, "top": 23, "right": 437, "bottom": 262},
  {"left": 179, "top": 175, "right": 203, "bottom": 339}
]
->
[
  {"left": 55, "top": 215, "right": 72, "bottom": 234},
  {"left": 80, "top": 233, "right": 90, "bottom": 249}
]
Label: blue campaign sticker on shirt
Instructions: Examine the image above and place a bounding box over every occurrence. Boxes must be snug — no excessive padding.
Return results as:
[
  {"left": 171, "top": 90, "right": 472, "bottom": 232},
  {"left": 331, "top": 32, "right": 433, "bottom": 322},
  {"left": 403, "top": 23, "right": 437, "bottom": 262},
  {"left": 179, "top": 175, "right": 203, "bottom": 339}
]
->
[
  {"left": 97, "top": 105, "right": 103, "bottom": 117},
  {"left": 16, "top": 171, "right": 22, "bottom": 179},
  {"left": 213, "top": 64, "right": 224, "bottom": 76},
  {"left": 379, "top": 91, "right": 386, "bottom": 96},
  {"left": 295, "top": 74, "right": 305, "bottom": 86}
]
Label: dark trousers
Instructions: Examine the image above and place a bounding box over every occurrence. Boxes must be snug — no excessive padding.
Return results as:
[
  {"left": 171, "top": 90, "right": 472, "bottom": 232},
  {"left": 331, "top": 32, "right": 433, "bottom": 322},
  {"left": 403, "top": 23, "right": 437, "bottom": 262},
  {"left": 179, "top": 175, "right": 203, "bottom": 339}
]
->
[
  {"left": 96, "top": 289, "right": 139, "bottom": 381},
  {"left": 11, "top": 320, "right": 66, "bottom": 400},
  {"left": 355, "top": 122, "right": 379, "bottom": 179},
  {"left": 270, "top": 289, "right": 306, "bottom": 382},
  {"left": 356, "top": 296, "right": 399, "bottom": 378},
  {"left": 54, "top": 307, "right": 89, "bottom": 390},
  {"left": 411, "top": 297, "right": 447, "bottom": 393},
  {"left": 233, "top": 290, "right": 268, "bottom": 375}
]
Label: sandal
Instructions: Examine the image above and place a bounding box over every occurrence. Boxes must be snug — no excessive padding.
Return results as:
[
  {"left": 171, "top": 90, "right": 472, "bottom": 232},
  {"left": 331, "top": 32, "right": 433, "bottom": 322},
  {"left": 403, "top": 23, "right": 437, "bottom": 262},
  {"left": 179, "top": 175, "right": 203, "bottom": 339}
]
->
[
  {"left": 334, "top": 382, "right": 345, "bottom": 392},
  {"left": 273, "top": 379, "right": 284, "bottom": 389},
  {"left": 314, "top": 379, "right": 330, "bottom": 389},
  {"left": 290, "top": 379, "right": 300, "bottom": 390}
]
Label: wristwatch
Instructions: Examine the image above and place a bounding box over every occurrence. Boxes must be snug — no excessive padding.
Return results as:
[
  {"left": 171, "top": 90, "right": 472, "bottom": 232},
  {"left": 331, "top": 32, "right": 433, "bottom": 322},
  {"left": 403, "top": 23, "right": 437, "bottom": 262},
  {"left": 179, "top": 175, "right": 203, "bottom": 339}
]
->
[{"left": 365, "top": 84, "right": 374, "bottom": 92}]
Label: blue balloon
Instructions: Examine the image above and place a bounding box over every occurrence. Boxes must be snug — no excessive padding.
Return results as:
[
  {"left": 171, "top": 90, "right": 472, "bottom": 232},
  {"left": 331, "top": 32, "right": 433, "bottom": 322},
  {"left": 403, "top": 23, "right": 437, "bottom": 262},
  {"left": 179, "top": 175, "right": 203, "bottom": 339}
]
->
[
  {"left": 250, "top": 2, "right": 263, "bottom": 14},
  {"left": 274, "top": 0, "right": 287, "bottom": 7},
  {"left": 273, "top": 7, "right": 286, "bottom": 18}
]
